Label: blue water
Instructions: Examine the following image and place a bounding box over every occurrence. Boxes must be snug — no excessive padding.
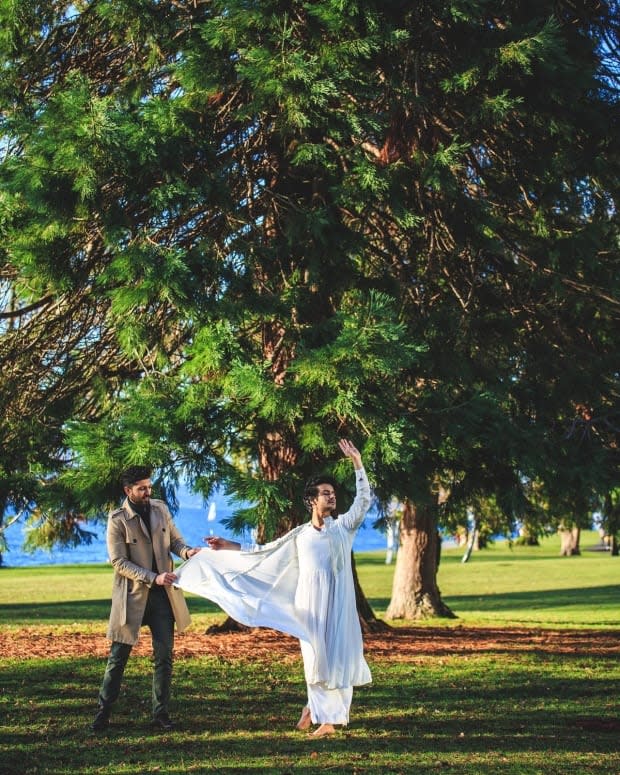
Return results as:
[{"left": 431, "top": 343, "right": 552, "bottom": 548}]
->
[{"left": 1, "top": 488, "right": 390, "bottom": 567}]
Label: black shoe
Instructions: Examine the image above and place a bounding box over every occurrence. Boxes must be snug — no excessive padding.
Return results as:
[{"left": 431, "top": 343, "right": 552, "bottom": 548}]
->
[
  {"left": 91, "top": 708, "right": 110, "bottom": 732},
  {"left": 153, "top": 712, "right": 174, "bottom": 731}
]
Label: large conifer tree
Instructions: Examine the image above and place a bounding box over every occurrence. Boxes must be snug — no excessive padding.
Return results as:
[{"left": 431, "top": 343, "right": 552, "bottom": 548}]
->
[{"left": 0, "top": 0, "right": 617, "bottom": 625}]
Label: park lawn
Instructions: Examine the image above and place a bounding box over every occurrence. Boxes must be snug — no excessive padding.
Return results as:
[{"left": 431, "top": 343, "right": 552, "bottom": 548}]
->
[
  {"left": 0, "top": 531, "right": 619, "bottom": 774},
  {"left": 0, "top": 530, "right": 618, "bottom": 629},
  {"left": 0, "top": 643, "right": 618, "bottom": 774}
]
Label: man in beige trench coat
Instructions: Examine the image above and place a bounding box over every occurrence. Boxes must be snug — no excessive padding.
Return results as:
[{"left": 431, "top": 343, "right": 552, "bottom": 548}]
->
[{"left": 91, "top": 465, "right": 201, "bottom": 732}]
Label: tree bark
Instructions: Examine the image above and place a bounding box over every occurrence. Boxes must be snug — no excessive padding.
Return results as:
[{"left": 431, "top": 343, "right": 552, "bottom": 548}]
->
[
  {"left": 256, "top": 427, "right": 300, "bottom": 540},
  {"left": 205, "top": 617, "right": 251, "bottom": 635},
  {"left": 386, "top": 500, "right": 455, "bottom": 619},
  {"left": 461, "top": 518, "right": 478, "bottom": 564},
  {"left": 559, "top": 526, "right": 581, "bottom": 556},
  {"left": 351, "top": 552, "right": 391, "bottom": 633},
  {"left": 602, "top": 493, "right": 619, "bottom": 556}
]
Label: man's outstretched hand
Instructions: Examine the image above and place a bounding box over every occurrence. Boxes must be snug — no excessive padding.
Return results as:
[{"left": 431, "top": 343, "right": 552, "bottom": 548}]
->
[{"left": 338, "top": 438, "right": 363, "bottom": 470}]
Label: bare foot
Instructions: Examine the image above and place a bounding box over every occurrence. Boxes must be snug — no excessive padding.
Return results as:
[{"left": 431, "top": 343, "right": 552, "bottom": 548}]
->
[
  {"left": 311, "top": 723, "right": 335, "bottom": 737},
  {"left": 296, "top": 707, "right": 312, "bottom": 731}
]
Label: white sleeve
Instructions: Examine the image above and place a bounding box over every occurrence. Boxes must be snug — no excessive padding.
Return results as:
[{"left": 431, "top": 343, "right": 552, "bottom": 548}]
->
[{"left": 338, "top": 467, "right": 372, "bottom": 532}]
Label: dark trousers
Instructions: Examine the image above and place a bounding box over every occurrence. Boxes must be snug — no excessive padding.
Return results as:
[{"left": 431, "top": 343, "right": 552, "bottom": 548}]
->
[{"left": 98, "top": 585, "right": 175, "bottom": 718}]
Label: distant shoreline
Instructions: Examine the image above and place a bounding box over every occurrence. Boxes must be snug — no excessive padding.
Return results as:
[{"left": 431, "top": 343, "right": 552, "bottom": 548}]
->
[{"left": 1, "top": 506, "right": 396, "bottom": 568}]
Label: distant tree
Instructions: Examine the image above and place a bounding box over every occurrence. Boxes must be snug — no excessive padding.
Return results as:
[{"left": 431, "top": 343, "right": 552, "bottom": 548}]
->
[{"left": 599, "top": 489, "right": 620, "bottom": 556}]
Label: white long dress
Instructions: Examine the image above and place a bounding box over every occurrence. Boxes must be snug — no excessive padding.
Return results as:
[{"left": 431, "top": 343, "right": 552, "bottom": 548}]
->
[
  {"left": 175, "top": 467, "right": 373, "bottom": 724},
  {"left": 295, "top": 521, "right": 359, "bottom": 723}
]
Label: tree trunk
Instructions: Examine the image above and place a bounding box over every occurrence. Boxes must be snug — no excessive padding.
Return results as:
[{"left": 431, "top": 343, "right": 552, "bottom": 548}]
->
[
  {"left": 517, "top": 525, "right": 540, "bottom": 545},
  {"left": 205, "top": 616, "right": 251, "bottom": 634},
  {"left": 559, "top": 526, "right": 581, "bottom": 556},
  {"left": 461, "top": 518, "right": 478, "bottom": 564},
  {"left": 386, "top": 500, "right": 455, "bottom": 619},
  {"left": 351, "top": 552, "right": 390, "bottom": 633},
  {"left": 256, "top": 426, "right": 300, "bottom": 540}
]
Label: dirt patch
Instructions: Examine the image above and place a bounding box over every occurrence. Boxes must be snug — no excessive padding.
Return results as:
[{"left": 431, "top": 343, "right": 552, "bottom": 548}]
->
[{"left": 1, "top": 625, "right": 618, "bottom": 661}]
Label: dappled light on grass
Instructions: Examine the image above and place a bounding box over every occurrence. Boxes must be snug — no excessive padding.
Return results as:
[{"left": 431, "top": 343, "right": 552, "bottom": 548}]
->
[
  {"left": 2, "top": 648, "right": 619, "bottom": 774},
  {"left": 1, "top": 546, "right": 619, "bottom": 772}
]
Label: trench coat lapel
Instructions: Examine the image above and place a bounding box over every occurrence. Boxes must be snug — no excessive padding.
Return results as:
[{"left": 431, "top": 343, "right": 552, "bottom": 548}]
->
[{"left": 122, "top": 498, "right": 153, "bottom": 543}]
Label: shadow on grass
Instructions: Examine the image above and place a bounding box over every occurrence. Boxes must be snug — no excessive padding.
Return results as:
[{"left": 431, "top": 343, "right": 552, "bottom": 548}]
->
[
  {"left": 368, "top": 583, "right": 619, "bottom": 617},
  {"left": 443, "top": 584, "right": 619, "bottom": 612},
  {"left": 0, "top": 596, "right": 222, "bottom": 623},
  {"left": 0, "top": 598, "right": 112, "bottom": 622},
  {"left": 1, "top": 656, "right": 619, "bottom": 774},
  {"left": 2, "top": 583, "right": 617, "bottom": 626}
]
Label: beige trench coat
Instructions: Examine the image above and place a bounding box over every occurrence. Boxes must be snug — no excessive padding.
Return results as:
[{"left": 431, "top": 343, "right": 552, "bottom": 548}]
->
[{"left": 105, "top": 497, "right": 193, "bottom": 645}]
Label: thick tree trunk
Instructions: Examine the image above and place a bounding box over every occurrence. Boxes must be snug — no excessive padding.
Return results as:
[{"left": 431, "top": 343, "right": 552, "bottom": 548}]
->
[
  {"left": 386, "top": 500, "right": 455, "bottom": 620},
  {"left": 559, "top": 526, "right": 581, "bottom": 556},
  {"left": 257, "top": 426, "right": 300, "bottom": 540},
  {"left": 603, "top": 492, "right": 619, "bottom": 556}
]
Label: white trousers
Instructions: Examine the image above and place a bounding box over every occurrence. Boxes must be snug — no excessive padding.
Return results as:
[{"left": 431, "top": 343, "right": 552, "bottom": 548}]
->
[{"left": 307, "top": 683, "right": 353, "bottom": 725}]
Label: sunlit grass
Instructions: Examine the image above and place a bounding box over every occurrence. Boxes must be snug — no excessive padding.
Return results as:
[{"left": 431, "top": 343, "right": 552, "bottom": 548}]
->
[
  {"left": 1, "top": 650, "right": 618, "bottom": 774},
  {"left": 1, "top": 531, "right": 618, "bottom": 629},
  {"left": 0, "top": 532, "right": 619, "bottom": 773}
]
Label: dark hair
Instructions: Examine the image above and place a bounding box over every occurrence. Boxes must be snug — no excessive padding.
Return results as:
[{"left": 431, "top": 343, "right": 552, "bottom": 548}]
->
[
  {"left": 303, "top": 475, "right": 338, "bottom": 513},
  {"left": 120, "top": 465, "right": 153, "bottom": 489}
]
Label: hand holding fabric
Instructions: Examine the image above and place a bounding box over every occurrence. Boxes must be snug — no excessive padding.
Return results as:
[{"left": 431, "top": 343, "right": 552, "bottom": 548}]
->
[{"left": 204, "top": 536, "right": 241, "bottom": 551}]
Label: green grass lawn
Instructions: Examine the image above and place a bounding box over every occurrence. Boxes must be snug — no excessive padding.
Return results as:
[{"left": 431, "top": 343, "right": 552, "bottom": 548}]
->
[
  {"left": 1, "top": 649, "right": 618, "bottom": 775},
  {"left": 0, "top": 532, "right": 618, "bottom": 774},
  {"left": 1, "top": 530, "right": 617, "bottom": 628}
]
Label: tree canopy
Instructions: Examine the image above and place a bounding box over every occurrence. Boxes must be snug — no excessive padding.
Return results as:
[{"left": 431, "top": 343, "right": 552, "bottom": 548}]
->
[{"left": 0, "top": 1, "right": 618, "bottom": 584}]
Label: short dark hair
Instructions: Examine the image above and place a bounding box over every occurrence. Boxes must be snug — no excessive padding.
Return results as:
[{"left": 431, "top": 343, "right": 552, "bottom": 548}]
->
[
  {"left": 120, "top": 465, "right": 153, "bottom": 489},
  {"left": 303, "top": 475, "right": 338, "bottom": 513}
]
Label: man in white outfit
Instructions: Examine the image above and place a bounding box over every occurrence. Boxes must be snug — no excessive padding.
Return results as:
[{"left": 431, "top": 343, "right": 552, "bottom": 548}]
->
[{"left": 176, "top": 439, "right": 372, "bottom": 737}]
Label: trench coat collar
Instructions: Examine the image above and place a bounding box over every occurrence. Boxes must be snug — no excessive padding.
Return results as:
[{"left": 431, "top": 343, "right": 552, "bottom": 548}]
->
[
  {"left": 121, "top": 496, "right": 155, "bottom": 541},
  {"left": 122, "top": 497, "right": 140, "bottom": 519}
]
